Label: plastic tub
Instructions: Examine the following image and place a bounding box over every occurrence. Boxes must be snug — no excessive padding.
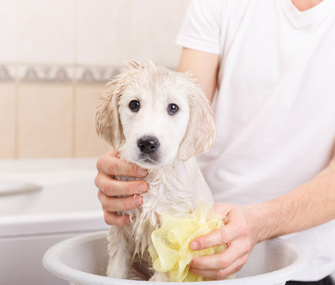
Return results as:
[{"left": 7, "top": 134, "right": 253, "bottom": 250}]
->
[{"left": 43, "top": 231, "right": 306, "bottom": 285}]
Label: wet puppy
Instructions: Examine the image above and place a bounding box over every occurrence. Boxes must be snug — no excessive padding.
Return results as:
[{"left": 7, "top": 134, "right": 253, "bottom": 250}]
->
[{"left": 96, "top": 60, "right": 216, "bottom": 281}]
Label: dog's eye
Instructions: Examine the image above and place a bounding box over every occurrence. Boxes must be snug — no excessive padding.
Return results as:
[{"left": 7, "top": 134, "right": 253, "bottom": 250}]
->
[
  {"left": 129, "top": 100, "right": 140, "bottom": 112},
  {"left": 167, "top": 104, "right": 179, "bottom": 115}
]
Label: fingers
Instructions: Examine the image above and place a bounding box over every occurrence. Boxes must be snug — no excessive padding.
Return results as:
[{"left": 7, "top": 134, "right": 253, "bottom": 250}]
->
[
  {"left": 189, "top": 256, "right": 246, "bottom": 280},
  {"left": 95, "top": 148, "right": 149, "bottom": 227},
  {"left": 97, "top": 151, "right": 147, "bottom": 177},
  {"left": 98, "top": 190, "right": 143, "bottom": 212},
  {"left": 95, "top": 173, "right": 148, "bottom": 197},
  {"left": 190, "top": 224, "right": 237, "bottom": 251},
  {"left": 103, "top": 211, "right": 131, "bottom": 226},
  {"left": 190, "top": 243, "right": 245, "bottom": 270},
  {"left": 188, "top": 204, "right": 255, "bottom": 280}
]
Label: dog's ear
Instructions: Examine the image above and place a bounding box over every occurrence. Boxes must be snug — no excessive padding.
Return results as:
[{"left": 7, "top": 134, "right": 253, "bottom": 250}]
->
[
  {"left": 178, "top": 79, "right": 216, "bottom": 161},
  {"left": 95, "top": 76, "right": 125, "bottom": 150},
  {"left": 95, "top": 60, "right": 145, "bottom": 149}
]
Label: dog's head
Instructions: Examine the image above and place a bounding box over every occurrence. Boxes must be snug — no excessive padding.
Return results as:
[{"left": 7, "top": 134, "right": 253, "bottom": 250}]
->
[{"left": 96, "top": 60, "right": 216, "bottom": 169}]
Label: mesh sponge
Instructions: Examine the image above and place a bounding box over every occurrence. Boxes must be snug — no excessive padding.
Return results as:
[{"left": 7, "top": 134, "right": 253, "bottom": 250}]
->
[{"left": 149, "top": 203, "right": 227, "bottom": 282}]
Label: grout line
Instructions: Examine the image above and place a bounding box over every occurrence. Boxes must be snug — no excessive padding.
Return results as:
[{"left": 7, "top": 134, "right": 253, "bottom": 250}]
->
[
  {"left": 72, "top": 0, "right": 78, "bottom": 158},
  {"left": 14, "top": 0, "right": 19, "bottom": 159},
  {"left": 128, "top": 0, "right": 133, "bottom": 60}
]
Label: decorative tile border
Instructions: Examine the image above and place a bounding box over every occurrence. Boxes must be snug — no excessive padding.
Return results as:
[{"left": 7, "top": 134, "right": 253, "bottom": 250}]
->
[
  {"left": 76, "top": 66, "right": 120, "bottom": 84},
  {"left": 18, "top": 65, "right": 73, "bottom": 84},
  {"left": 0, "top": 64, "right": 120, "bottom": 85},
  {"left": 0, "top": 65, "right": 15, "bottom": 82}
]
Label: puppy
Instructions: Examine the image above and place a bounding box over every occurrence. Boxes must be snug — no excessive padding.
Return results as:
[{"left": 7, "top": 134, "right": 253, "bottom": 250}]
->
[{"left": 96, "top": 60, "right": 216, "bottom": 282}]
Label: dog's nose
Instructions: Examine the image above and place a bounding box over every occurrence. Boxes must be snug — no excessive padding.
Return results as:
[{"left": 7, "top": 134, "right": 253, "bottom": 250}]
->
[{"left": 137, "top": 137, "right": 160, "bottom": 154}]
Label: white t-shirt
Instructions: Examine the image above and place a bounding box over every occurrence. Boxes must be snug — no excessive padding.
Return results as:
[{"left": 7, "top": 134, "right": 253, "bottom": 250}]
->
[{"left": 177, "top": 0, "right": 335, "bottom": 281}]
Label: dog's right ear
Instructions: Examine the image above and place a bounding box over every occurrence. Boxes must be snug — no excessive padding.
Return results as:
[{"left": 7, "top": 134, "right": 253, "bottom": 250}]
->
[{"left": 95, "top": 76, "right": 125, "bottom": 150}]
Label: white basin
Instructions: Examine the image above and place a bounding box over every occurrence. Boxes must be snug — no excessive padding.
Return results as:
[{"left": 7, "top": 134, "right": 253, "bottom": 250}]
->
[{"left": 43, "top": 231, "right": 306, "bottom": 285}]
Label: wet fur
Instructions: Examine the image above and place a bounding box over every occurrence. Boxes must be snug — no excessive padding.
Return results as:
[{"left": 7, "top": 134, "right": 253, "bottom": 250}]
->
[{"left": 96, "top": 60, "right": 216, "bottom": 281}]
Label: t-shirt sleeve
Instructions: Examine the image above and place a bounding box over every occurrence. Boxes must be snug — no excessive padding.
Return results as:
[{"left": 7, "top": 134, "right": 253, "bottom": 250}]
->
[{"left": 176, "top": 0, "right": 225, "bottom": 55}]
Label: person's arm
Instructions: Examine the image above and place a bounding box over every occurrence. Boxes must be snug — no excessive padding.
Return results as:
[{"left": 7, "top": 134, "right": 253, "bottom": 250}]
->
[
  {"left": 189, "top": 147, "right": 335, "bottom": 280},
  {"left": 252, "top": 149, "right": 335, "bottom": 241},
  {"left": 177, "top": 48, "right": 220, "bottom": 103}
]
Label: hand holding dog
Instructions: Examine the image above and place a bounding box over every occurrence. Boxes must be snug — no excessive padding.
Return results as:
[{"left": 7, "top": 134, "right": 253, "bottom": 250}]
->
[
  {"left": 95, "top": 149, "right": 258, "bottom": 279},
  {"left": 189, "top": 203, "right": 259, "bottom": 280},
  {"left": 95, "top": 148, "right": 148, "bottom": 226}
]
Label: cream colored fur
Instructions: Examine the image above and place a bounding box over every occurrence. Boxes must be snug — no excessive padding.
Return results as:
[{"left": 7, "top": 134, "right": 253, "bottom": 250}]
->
[{"left": 96, "top": 60, "right": 216, "bottom": 281}]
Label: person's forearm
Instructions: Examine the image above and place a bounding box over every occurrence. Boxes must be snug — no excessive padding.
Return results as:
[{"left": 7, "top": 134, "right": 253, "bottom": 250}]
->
[{"left": 245, "top": 156, "right": 335, "bottom": 243}]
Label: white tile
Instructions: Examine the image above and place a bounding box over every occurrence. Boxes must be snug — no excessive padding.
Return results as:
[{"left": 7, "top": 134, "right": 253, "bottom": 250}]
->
[
  {"left": 76, "top": 0, "right": 130, "bottom": 66},
  {"left": 0, "top": 0, "right": 17, "bottom": 63},
  {"left": 130, "top": 0, "right": 187, "bottom": 69},
  {"left": 17, "top": 0, "right": 75, "bottom": 64}
]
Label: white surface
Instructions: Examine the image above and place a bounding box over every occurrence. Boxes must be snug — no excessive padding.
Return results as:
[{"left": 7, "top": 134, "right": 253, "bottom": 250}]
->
[
  {"left": 0, "top": 233, "right": 81, "bottom": 285},
  {"left": 0, "top": 179, "right": 42, "bottom": 195},
  {"left": 0, "top": 158, "right": 107, "bottom": 236},
  {"left": 0, "top": 158, "right": 109, "bottom": 285},
  {"left": 43, "top": 231, "right": 306, "bottom": 285}
]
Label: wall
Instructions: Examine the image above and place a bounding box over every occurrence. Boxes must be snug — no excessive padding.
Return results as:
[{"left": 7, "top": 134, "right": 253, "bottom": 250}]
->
[{"left": 0, "top": 0, "right": 190, "bottom": 159}]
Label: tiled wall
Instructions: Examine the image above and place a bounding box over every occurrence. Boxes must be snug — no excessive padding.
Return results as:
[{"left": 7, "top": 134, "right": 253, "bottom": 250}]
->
[{"left": 0, "top": 0, "right": 190, "bottom": 159}]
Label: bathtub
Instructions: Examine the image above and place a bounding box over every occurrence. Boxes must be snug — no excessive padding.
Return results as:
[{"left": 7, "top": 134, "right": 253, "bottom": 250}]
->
[{"left": 0, "top": 158, "right": 108, "bottom": 285}]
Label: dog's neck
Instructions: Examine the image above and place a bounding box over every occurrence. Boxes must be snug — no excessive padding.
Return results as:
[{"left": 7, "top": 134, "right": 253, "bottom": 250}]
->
[
  {"left": 142, "top": 160, "right": 194, "bottom": 216},
  {"left": 116, "top": 159, "right": 196, "bottom": 259},
  {"left": 116, "top": 159, "right": 195, "bottom": 218}
]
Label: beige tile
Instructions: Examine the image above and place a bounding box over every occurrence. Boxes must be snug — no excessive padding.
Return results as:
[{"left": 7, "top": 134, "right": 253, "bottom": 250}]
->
[
  {"left": 130, "top": 0, "right": 186, "bottom": 69},
  {"left": 17, "top": 0, "right": 75, "bottom": 64},
  {"left": 74, "top": 85, "right": 110, "bottom": 157},
  {"left": 18, "top": 84, "right": 73, "bottom": 158},
  {"left": 76, "top": 0, "right": 130, "bottom": 66},
  {"left": 0, "top": 84, "right": 16, "bottom": 159}
]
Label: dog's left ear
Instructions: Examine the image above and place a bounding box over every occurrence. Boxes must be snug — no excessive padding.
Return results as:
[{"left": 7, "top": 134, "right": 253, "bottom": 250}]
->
[{"left": 178, "top": 80, "right": 216, "bottom": 161}]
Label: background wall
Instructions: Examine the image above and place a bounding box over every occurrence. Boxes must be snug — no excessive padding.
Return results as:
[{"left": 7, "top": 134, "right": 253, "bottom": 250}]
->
[{"left": 0, "top": 0, "right": 190, "bottom": 159}]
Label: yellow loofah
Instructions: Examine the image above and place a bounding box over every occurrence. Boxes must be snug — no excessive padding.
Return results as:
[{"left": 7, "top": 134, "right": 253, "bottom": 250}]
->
[{"left": 149, "top": 203, "right": 227, "bottom": 282}]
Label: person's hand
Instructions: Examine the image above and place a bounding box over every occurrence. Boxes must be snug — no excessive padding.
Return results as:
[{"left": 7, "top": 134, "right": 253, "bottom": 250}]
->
[
  {"left": 189, "top": 203, "right": 259, "bottom": 280},
  {"left": 95, "top": 148, "right": 148, "bottom": 226}
]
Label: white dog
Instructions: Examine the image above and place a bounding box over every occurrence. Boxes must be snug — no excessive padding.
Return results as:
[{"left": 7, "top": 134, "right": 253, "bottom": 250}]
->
[{"left": 96, "top": 60, "right": 216, "bottom": 282}]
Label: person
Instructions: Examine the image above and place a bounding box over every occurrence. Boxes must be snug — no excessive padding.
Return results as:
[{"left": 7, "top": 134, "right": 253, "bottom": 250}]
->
[{"left": 95, "top": 0, "right": 335, "bottom": 284}]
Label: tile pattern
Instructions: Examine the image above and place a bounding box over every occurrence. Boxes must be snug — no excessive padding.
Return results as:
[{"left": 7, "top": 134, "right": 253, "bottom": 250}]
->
[
  {"left": 18, "top": 65, "right": 73, "bottom": 84},
  {"left": 0, "top": 0, "right": 190, "bottom": 159},
  {"left": 0, "top": 65, "right": 15, "bottom": 83}
]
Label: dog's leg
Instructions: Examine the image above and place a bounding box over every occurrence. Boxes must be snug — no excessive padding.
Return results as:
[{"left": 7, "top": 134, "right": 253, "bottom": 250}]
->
[{"left": 106, "top": 226, "right": 133, "bottom": 279}]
